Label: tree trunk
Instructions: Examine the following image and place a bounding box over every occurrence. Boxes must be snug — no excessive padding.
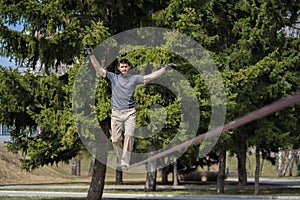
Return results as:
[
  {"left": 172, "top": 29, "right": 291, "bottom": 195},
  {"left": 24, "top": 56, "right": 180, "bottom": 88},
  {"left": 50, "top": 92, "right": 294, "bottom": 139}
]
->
[
  {"left": 145, "top": 166, "right": 157, "bottom": 191},
  {"left": 260, "top": 157, "right": 264, "bottom": 177},
  {"left": 246, "top": 156, "right": 253, "bottom": 176},
  {"left": 87, "top": 158, "right": 107, "bottom": 199},
  {"left": 89, "top": 157, "right": 95, "bottom": 176},
  {"left": 254, "top": 145, "right": 260, "bottom": 195},
  {"left": 76, "top": 160, "right": 81, "bottom": 176},
  {"left": 161, "top": 165, "right": 169, "bottom": 185},
  {"left": 71, "top": 159, "right": 81, "bottom": 176},
  {"left": 288, "top": 151, "right": 297, "bottom": 176},
  {"left": 145, "top": 145, "right": 157, "bottom": 191},
  {"left": 173, "top": 158, "right": 178, "bottom": 186},
  {"left": 86, "top": 119, "right": 110, "bottom": 200},
  {"left": 237, "top": 138, "right": 247, "bottom": 185},
  {"left": 217, "top": 147, "right": 226, "bottom": 194},
  {"left": 289, "top": 161, "right": 293, "bottom": 176},
  {"left": 282, "top": 150, "right": 294, "bottom": 176},
  {"left": 278, "top": 150, "right": 284, "bottom": 177},
  {"left": 115, "top": 169, "right": 123, "bottom": 184},
  {"left": 72, "top": 160, "right": 77, "bottom": 175}
]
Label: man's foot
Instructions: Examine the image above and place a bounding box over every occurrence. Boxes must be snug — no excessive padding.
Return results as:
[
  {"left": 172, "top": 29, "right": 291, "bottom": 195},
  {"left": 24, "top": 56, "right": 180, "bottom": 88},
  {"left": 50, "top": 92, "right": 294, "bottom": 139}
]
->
[
  {"left": 116, "top": 165, "right": 122, "bottom": 171},
  {"left": 121, "top": 165, "right": 129, "bottom": 171}
]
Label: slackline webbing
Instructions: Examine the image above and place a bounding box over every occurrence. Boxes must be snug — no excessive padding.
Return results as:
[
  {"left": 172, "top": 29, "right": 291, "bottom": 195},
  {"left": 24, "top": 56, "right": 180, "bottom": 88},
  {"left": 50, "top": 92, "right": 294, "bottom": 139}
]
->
[{"left": 130, "top": 92, "right": 300, "bottom": 168}]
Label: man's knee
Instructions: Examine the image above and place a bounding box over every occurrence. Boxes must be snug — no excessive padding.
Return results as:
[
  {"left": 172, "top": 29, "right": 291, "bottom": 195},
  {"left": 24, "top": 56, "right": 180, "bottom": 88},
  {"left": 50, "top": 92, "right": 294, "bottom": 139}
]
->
[{"left": 112, "top": 139, "right": 122, "bottom": 148}]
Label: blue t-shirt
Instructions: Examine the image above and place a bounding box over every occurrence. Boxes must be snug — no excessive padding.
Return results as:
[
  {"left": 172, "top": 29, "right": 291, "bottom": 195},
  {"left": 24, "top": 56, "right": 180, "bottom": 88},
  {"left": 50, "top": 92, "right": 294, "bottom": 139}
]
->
[{"left": 106, "top": 71, "right": 144, "bottom": 110}]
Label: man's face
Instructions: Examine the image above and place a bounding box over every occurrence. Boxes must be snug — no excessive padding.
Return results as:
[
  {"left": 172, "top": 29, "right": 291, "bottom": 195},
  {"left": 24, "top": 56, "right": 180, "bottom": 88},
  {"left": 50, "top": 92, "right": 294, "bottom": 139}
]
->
[{"left": 118, "top": 63, "right": 130, "bottom": 75}]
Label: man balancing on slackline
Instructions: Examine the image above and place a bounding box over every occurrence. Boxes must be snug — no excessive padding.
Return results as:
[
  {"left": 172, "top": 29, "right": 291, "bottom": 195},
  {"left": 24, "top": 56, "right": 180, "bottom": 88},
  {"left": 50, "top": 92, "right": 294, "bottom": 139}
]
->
[{"left": 87, "top": 46, "right": 175, "bottom": 170}]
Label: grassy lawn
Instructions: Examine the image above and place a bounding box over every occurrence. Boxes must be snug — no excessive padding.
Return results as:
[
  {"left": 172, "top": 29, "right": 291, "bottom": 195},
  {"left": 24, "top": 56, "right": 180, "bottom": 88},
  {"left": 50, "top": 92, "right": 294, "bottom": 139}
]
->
[
  {"left": 1, "top": 181, "right": 300, "bottom": 196},
  {"left": 1, "top": 143, "right": 300, "bottom": 199}
]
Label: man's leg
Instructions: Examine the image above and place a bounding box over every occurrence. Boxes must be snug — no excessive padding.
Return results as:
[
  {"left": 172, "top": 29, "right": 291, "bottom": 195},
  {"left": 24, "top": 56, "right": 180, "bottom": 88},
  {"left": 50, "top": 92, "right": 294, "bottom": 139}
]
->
[
  {"left": 121, "top": 135, "right": 134, "bottom": 167},
  {"left": 121, "top": 108, "right": 136, "bottom": 168},
  {"left": 111, "top": 110, "right": 124, "bottom": 167}
]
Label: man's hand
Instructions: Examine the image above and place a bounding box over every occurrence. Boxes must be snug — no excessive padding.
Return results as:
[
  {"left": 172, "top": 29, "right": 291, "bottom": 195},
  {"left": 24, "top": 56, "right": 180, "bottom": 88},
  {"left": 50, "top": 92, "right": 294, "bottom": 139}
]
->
[
  {"left": 86, "top": 44, "right": 94, "bottom": 55},
  {"left": 165, "top": 63, "right": 176, "bottom": 70}
]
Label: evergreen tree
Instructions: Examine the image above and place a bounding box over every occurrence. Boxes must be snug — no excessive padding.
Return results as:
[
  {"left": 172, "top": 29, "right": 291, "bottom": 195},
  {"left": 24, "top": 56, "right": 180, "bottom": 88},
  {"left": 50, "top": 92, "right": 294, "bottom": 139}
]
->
[
  {"left": 1, "top": 0, "right": 299, "bottom": 198},
  {"left": 152, "top": 0, "right": 300, "bottom": 189}
]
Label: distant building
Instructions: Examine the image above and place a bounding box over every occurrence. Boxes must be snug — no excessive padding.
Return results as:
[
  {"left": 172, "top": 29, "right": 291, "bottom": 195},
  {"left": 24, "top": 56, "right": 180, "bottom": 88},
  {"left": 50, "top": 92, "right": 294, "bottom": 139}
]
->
[
  {"left": 0, "top": 125, "right": 12, "bottom": 142},
  {"left": 0, "top": 125, "right": 41, "bottom": 143}
]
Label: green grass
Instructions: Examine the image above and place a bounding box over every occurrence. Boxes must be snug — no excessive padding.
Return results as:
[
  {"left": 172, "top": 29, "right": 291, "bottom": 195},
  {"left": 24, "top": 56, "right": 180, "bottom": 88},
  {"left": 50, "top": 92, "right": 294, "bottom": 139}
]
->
[
  {"left": 226, "top": 152, "right": 299, "bottom": 178},
  {"left": 1, "top": 144, "right": 300, "bottom": 199},
  {"left": 1, "top": 182, "right": 300, "bottom": 196}
]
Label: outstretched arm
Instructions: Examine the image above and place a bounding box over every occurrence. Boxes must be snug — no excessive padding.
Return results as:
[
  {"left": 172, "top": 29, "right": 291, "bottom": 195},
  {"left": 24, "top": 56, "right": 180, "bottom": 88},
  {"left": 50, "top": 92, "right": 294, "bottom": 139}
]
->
[
  {"left": 143, "top": 63, "right": 175, "bottom": 83},
  {"left": 89, "top": 54, "right": 106, "bottom": 78},
  {"left": 143, "top": 67, "right": 167, "bottom": 83},
  {"left": 87, "top": 46, "right": 106, "bottom": 78}
]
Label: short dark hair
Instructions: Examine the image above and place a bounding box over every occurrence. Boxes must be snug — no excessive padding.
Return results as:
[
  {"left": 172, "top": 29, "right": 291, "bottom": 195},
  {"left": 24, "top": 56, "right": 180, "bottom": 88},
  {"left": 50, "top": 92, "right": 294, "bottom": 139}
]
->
[{"left": 118, "top": 58, "right": 131, "bottom": 67}]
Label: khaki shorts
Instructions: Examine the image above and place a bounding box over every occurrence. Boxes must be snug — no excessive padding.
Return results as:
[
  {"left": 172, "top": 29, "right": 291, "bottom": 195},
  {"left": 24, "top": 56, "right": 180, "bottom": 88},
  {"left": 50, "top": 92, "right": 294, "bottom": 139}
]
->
[{"left": 111, "top": 108, "right": 136, "bottom": 143}]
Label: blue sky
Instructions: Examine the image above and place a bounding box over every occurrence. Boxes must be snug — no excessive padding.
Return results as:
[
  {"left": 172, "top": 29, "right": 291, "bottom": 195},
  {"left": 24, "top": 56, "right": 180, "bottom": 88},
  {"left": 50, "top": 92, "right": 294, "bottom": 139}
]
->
[
  {"left": 0, "top": 56, "right": 15, "bottom": 67},
  {"left": 0, "top": 24, "right": 23, "bottom": 67}
]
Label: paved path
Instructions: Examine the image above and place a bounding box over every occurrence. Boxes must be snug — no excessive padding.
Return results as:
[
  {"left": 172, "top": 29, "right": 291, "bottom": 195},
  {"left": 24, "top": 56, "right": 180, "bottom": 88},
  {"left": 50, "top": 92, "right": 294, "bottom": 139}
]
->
[
  {"left": 1, "top": 190, "right": 300, "bottom": 199},
  {"left": 227, "top": 178, "right": 300, "bottom": 186},
  {"left": 1, "top": 178, "right": 300, "bottom": 199}
]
